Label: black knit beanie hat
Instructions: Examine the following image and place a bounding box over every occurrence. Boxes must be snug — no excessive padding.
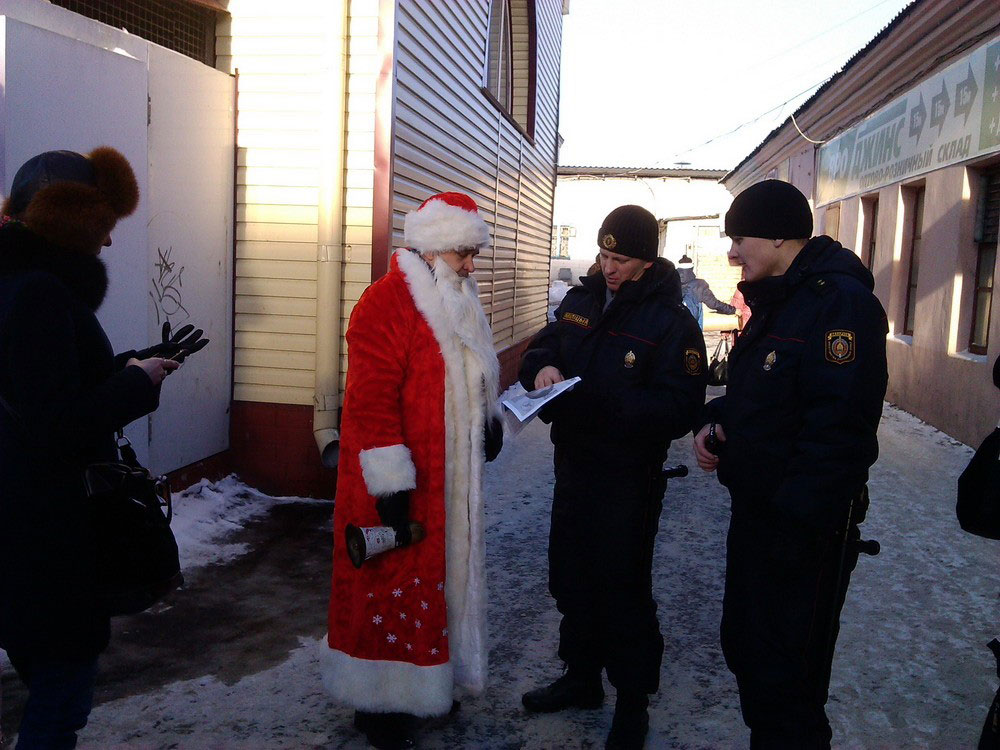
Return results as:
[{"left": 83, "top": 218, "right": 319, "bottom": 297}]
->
[
  {"left": 597, "top": 205, "right": 658, "bottom": 261},
  {"left": 724, "top": 179, "right": 813, "bottom": 240}
]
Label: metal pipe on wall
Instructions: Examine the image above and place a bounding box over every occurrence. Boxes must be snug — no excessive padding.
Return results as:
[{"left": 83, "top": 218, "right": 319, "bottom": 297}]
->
[{"left": 313, "top": 0, "right": 348, "bottom": 468}]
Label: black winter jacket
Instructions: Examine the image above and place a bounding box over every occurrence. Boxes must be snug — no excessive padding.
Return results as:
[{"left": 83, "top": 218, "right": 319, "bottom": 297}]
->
[
  {"left": 520, "top": 258, "right": 707, "bottom": 464},
  {"left": 703, "top": 236, "right": 888, "bottom": 534},
  {"left": 0, "top": 221, "right": 160, "bottom": 659}
]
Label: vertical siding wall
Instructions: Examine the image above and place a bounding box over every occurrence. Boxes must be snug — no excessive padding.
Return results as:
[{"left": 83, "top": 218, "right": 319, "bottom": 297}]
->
[
  {"left": 218, "top": 0, "right": 378, "bottom": 407},
  {"left": 390, "top": 0, "right": 561, "bottom": 351}
]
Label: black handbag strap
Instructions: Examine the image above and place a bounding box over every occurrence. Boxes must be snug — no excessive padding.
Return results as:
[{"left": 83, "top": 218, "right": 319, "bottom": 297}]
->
[{"left": 712, "top": 338, "right": 724, "bottom": 360}]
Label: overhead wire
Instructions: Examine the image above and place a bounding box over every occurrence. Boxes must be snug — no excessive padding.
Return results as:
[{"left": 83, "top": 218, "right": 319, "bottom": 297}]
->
[
  {"left": 746, "top": 0, "right": 904, "bottom": 71},
  {"left": 669, "top": 75, "right": 833, "bottom": 160},
  {"left": 664, "top": 0, "right": 911, "bottom": 164}
]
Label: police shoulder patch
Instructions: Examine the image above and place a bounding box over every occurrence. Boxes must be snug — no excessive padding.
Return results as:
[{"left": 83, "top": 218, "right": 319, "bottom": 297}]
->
[
  {"left": 684, "top": 348, "right": 703, "bottom": 375},
  {"left": 825, "top": 329, "right": 855, "bottom": 364},
  {"left": 561, "top": 312, "right": 590, "bottom": 328}
]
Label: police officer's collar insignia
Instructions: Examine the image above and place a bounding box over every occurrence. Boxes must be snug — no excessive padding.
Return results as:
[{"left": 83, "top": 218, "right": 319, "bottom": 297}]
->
[
  {"left": 624, "top": 349, "right": 636, "bottom": 368},
  {"left": 684, "top": 348, "right": 702, "bottom": 375},
  {"left": 763, "top": 350, "right": 776, "bottom": 371},
  {"left": 561, "top": 312, "right": 590, "bottom": 328},
  {"left": 601, "top": 233, "right": 617, "bottom": 250},
  {"left": 825, "top": 330, "right": 855, "bottom": 364}
]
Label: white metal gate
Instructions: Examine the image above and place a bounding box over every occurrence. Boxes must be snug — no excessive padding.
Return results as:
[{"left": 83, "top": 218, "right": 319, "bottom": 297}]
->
[{"left": 0, "top": 1, "right": 235, "bottom": 474}]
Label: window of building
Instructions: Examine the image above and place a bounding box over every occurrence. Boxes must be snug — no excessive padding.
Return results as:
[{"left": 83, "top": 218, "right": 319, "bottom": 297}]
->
[
  {"left": 862, "top": 196, "right": 879, "bottom": 270},
  {"left": 484, "top": 0, "right": 536, "bottom": 138},
  {"left": 486, "top": 0, "right": 513, "bottom": 112},
  {"left": 51, "top": 0, "right": 222, "bottom": 66},
  {"left": 970, "top": 169, "right": 1000, "bottom": 354},
  {"left": 903, "top": 186, "right": 925, "bottom": 337}
]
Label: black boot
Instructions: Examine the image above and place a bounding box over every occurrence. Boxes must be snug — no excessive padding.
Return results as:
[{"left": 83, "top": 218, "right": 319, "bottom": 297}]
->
[
  {"left": 605, "top": 692, "right": 649, "bottom": 750},
  {"left": 522, "top": 670, "right": 604, "bottom": 713},
  {"left": 353, "top": 710, "right": 417, "bottom": 749}
]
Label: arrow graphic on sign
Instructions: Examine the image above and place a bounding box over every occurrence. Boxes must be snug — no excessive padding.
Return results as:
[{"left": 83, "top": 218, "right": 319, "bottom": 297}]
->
[
  {"left": 909, "top": 92, "right": 926, "bottom": 143},
  {"left": 954, "top": 64, "right": 978, "bottom": 126},
  {"left": 930, "top": 79, "right": 951, "bottom": 136}
]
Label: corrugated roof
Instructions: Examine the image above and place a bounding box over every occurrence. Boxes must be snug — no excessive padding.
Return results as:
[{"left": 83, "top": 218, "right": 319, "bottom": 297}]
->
[
  {"left": 724, "top": 0, "right": 922, "bottom": 182},
  {"left": 559, "top": 165, "right": 729, "bottom": 179}
]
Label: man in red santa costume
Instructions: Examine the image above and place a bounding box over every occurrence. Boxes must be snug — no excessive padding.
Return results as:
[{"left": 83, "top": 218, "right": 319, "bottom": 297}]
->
[{"left": 322, "top": 191, "right": 504, "bottom": 749}]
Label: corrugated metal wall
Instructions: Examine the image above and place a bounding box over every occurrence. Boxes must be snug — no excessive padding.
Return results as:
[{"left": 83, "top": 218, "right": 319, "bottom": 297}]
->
[
  {"left": 218, "top": 0, "right": 378, "bottom": 406},
  {"left": 220, "top": 0, "right": 561, "bottom": 407},
  {"left": 390, "top": 0, "right": 560, "bottom": 351}
]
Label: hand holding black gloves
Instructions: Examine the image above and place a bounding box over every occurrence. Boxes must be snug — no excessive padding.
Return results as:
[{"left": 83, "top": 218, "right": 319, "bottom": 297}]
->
[
  {"left": 376, "top": 490, "right": 412, "bottom": 546},
  {"left": 135, "top": 321, "right": 210, "bottom": 363},
  {"left": 484, "top": 416, "right": 504, "bottom": 462}
]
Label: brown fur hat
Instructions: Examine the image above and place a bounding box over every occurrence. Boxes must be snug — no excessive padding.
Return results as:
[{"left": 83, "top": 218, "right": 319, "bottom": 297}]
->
[{"left": 2, "top": 146, "right": 139, "bottom": 254}]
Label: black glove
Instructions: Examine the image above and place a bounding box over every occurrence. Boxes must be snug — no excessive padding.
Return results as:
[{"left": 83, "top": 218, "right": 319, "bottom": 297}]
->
[
  {"left": 135, "top": 322, "right": 210, "bottom": 363},
  {"left": 484, "top": 416, "right": 503, "bottom": 462},
  {"left": 375, "top": 490, "right": 412, "bottom": 546}
]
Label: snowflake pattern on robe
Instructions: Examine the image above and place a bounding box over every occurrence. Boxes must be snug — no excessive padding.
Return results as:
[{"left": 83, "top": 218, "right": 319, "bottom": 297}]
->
[{"left": 365, "top": 577, "right": 449, "bottom": 659}]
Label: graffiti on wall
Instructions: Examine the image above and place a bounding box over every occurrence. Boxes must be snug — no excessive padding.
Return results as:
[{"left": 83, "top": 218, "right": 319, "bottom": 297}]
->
[{"left": 150, "top": 245, "right": 189, "bottom": 326}]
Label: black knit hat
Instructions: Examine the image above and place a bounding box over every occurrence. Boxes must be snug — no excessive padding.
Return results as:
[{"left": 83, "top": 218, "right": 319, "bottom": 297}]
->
[
  {"left": 597, "top": 205, "right": 658, "bottom": 261},
  {"left": 724, "top": 179, "right": 813, "bottom": 240}
]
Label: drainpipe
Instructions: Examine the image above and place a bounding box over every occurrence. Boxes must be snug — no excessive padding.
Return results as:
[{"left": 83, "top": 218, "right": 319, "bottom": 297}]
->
[{"left": 314, "top": 1, "right": 348, "bottom": 468}]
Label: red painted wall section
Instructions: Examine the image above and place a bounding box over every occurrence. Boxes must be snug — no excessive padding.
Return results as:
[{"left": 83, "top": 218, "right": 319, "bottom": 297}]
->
[
  {"left": 229, "top": 401, "right": 337, "bottom": 499},
  {"left": 498, "top": 338, "right": 532, "bottom": 391}
]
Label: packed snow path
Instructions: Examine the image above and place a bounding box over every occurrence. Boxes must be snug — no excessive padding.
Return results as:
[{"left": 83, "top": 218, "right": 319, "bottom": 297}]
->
[{"left": 1, "top": 399, "right": 995, "bottom": 748}]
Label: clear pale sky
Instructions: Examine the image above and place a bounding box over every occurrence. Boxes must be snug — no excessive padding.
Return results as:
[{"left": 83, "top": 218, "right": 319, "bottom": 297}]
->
[{"left": 557, "top": 0, "right": 916, "bottom": 170}]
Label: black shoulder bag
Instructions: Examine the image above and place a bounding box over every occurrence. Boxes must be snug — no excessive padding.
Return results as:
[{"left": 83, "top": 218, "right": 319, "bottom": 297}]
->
[
  {"left": 708, "top": 335, "right": 730, "bottom": 386},
  {"left": 86, "top": 431, "right": 184, "bottom": 615},
  {"left": 0, "top": 391, "right": 182, "bottom": 615},
  {"left": 957, "top": 427, "right": 1000, "bottom": 540}
]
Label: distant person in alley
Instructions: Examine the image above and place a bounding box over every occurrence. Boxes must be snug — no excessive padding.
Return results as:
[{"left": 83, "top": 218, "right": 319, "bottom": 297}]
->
[
  {"left": 519, "top": 204, "right": 707, "bottom": 749},
  {"left": 693, "top": 179, "right": 888, "bottom": 749},
  {"left": 322, "top": 192, "right": 503, "bottom": 750},
  {"left": 676, "top": 254, "right": 736, "bottom": 329},
  {"left": 0, "top": 147, "right": 194, "bottom": 748}
]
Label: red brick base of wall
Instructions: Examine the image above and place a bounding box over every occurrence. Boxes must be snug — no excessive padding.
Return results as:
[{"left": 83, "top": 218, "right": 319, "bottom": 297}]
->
[
  {"left": 229, "top": 401, "right": 338, "bottom": 499},
  {"left": 498, "top": 337, "right": 531, "bottom": 391},
  {"left": 165, "top": 450, "right": 233, "bottom": 493}
]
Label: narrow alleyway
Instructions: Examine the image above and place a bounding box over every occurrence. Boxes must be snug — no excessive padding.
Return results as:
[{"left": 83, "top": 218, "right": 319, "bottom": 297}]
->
[{"left": 1, "top": 389, "right": 996, "bottom": 748}]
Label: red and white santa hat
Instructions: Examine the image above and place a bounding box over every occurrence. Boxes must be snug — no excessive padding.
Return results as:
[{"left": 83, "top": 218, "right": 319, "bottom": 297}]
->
[{"left": 403, "top": 191, "right": 490, "bottom": 253}]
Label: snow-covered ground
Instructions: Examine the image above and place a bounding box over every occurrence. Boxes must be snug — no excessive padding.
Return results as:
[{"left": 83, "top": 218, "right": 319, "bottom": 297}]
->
[{"left": 2, "top": 398, "right": 997, "bottom": 749}]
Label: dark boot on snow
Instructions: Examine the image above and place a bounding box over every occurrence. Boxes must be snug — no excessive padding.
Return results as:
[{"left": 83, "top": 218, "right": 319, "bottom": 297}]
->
[
  {"left": 605, "top": 691, "right": 649, "bottom": 750},
  {"left": 353, "top": 710, "right": 417, "bottom": 749},
  {"left": 522, "top": 670, "right": 604, "bottom": 713}
]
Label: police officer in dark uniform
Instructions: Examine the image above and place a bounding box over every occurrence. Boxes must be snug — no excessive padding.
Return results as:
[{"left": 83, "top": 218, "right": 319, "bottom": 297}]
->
[
  {"left": 519, "top": 205, "right": 707, "bottom": 749},
  {"left": 693, "top": 180, "right": 888, "bottom": 748}
]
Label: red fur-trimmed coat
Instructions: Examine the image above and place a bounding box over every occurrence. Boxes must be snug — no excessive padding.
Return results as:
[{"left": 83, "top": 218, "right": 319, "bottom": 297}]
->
[{"left": 322, "top": 249, "right": 499, "bottom": 717}]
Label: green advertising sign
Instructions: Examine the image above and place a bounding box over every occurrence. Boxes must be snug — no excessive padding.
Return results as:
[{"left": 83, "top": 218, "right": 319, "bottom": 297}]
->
[{"left": 817, "top": 35, "right": 1000, "bottom": 206}]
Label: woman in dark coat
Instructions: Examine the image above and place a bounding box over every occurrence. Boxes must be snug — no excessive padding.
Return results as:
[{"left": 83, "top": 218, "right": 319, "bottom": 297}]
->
[{"left": 0, "top": 147, "right": 178, "bottom": 748}]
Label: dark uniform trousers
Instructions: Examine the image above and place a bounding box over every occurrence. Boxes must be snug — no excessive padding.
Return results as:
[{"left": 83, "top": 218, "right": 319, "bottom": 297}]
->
[
  {"left": 720, "top": 499, "right": 861, "bottom": 749},
  {"left": 549, "top": 445, "right": 668, "bottom": 694}
]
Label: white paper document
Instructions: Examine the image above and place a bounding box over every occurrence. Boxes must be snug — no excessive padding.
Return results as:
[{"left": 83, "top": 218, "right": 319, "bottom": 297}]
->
[{"left": 500, "top": 377, "right": 582, "bottom": 423}]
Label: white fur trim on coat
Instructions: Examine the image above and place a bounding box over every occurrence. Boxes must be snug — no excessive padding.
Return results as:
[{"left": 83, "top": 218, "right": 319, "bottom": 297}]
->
[
  {"left": 359, "top": 444, "right": 417, "bottom": 497},
  {"left": 394, "top": 248, "right": 497, "bottom": 695},
  {"left": 403, "top": 199, "right": 489, "bottom": 253},
  {"left": 319, "top": 642, "right": 454, "bottom": 717}
]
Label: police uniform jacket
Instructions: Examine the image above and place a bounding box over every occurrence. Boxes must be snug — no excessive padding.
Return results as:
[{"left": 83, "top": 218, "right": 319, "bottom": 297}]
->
[
  {"left": 703, "top": 235, "right": 888, "bottom": 534},
  {"left": 520, "top": 258, "right": 707, "bottom": 465}
]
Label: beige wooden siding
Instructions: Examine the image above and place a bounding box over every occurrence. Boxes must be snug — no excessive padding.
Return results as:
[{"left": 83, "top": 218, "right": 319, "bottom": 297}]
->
[
  {"left": 218, "top": 0, "right": 378, "bottom": 405},
  {"left": 391, "top": 0, "right": 561, "bottom": 352}
]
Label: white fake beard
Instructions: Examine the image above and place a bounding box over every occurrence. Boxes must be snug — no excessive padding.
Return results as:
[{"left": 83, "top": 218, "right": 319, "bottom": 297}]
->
[{"left": 431, "top": 256, "right": 500, "bottom": 412}]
